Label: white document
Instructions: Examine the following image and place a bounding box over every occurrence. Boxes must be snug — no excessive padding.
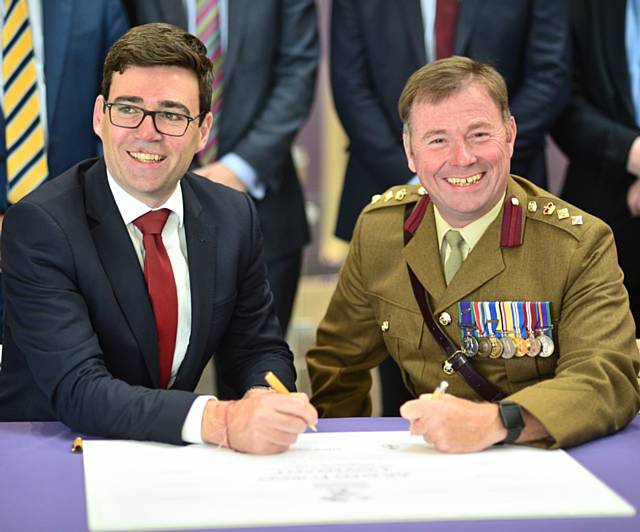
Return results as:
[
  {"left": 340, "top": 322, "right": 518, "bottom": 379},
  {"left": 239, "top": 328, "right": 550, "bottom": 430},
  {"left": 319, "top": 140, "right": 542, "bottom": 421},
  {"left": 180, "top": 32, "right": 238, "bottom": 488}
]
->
[{"left": 83, "top": 431, "right": 635, "bottom": 531}]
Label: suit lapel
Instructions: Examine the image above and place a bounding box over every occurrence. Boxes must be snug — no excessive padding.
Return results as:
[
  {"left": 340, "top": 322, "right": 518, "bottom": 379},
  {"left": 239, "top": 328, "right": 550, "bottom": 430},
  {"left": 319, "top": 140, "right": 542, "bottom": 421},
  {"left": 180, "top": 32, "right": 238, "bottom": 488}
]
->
[
  {"left": 84, "top": 161, "right": 161, "bottom": 387},
  {"left": 601, "top": 0, "right": 635, "bottom": 121},
  {"left": 173, "top": 177, "right": 217, "bottom": 385},
  {"left": 454, "top": 0, "right": 480, "bottom": 54},
  {"left": 43, "top": 0, "right": 73, "bottom": 125},
  {"left": 400, "top": 0, "right": 427, "bottom": 65}
]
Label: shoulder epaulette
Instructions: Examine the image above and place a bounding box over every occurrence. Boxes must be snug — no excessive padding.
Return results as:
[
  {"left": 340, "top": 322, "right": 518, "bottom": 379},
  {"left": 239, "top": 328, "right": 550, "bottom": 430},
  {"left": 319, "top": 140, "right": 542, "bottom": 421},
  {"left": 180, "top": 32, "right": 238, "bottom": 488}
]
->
[
  {"left": 365, "top": 184, "right": 428, "bottom": 212},
  {"left": 524, "top": 196, "right": 589, "bottom": 238}
]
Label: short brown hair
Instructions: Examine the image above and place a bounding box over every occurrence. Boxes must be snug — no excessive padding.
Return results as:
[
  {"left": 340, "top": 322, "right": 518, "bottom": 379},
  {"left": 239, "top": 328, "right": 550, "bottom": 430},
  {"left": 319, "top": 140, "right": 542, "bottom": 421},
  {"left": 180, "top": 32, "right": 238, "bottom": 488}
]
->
[
  {"left": 398, "top": 56, "right": 510, "bottom": 133},
  {"left": 101, "top": 23, "right": 214, "bottom": 122}
]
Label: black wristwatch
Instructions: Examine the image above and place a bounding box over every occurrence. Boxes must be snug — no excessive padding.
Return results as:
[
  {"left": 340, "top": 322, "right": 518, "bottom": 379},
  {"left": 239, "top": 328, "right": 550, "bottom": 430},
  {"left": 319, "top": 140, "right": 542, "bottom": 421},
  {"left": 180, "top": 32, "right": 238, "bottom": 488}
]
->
[{"left": 498, "top": 400, "right": 525, "bottom": 444}]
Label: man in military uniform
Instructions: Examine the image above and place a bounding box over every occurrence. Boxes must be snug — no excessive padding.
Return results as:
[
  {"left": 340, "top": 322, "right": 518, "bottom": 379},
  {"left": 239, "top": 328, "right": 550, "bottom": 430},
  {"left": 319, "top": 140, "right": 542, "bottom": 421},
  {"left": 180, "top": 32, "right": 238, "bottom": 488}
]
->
[{"left": 306, "top": 57, "right": 640, "bottom": 452}]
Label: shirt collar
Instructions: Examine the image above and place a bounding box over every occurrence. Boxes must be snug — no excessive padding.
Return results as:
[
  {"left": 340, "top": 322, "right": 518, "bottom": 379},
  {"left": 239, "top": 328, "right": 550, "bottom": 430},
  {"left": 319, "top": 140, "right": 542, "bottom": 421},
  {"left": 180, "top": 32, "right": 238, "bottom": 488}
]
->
[
  {"left": 434, "top": 191, "right": 506, "bottom": 253},
  {"left": 106, "top": 171, "right": 185, "bottom": 228}
]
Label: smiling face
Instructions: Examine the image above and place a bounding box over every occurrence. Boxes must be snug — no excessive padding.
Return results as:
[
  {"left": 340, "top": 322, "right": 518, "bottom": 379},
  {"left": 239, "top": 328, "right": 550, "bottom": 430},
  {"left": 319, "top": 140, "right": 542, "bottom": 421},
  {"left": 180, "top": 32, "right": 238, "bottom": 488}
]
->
[
  {"left": 403, "top": 82, "right": 516, "bottom": 227},
  {"left": 93, "top": 65, "right": 212, "bottom": 208}
]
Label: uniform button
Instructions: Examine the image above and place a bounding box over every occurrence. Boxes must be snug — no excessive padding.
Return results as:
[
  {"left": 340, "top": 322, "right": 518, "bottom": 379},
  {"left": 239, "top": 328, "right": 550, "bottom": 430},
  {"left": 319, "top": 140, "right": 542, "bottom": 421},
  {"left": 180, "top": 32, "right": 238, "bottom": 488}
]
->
[
  {"left": 438, "top": 312, "right": 452, "bottom": 326},
  {"left": 381, "top": 320, "right": 389, "bottom": 332}
]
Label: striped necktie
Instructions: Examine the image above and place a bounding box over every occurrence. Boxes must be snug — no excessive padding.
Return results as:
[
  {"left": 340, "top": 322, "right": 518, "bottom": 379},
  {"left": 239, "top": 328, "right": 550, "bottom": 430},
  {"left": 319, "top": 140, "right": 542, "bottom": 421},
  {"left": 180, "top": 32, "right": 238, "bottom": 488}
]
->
[
  {"left": 196, "top": 0, "right": 223, "bottom": 165},
  {"left": 2, "top": 0, "right": 48, "bottom": 203}
]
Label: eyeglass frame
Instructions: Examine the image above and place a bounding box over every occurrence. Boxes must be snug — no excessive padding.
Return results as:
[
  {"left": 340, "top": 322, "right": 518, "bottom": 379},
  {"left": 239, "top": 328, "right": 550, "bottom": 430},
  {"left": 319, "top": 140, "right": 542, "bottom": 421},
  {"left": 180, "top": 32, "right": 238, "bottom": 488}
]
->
[{"left": 102, "top": 101, "right": 205, "bottom": 137}]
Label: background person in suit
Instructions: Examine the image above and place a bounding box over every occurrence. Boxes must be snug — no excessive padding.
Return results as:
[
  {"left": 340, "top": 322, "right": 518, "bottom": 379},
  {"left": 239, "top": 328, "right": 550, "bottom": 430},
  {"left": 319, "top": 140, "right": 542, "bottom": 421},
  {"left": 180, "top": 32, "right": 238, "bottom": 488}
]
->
[
  {"left": 552, "top": 0, "right": 640, "bottom": 330},
  {"left": 330, "top": 0, "right": 571, "bottom": 415},
  {"left": 0, "top": 0, "right": 128, "bottom": 339},
  {"left": 0, "top": 23, "right": 317, "bottom": 454},
  {"left": 123, "top": 0, "right": 319, "bottom": 340}
]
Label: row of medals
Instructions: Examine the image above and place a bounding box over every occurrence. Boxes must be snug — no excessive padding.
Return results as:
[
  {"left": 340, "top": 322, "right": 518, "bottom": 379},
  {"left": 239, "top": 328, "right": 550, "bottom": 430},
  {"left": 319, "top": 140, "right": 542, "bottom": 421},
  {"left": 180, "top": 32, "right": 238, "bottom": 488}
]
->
[{"left": 461, "top": 329, "right": 555, "bottom": 359}]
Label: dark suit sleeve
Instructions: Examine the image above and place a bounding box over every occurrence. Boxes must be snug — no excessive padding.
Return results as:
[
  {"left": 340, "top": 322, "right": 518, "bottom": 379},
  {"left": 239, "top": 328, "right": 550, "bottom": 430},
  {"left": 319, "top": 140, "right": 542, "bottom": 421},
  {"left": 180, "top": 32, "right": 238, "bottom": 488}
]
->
[
  {"left": 508, "top": 0, "right": 571, "bottom": 170},
  {"left": 552, "top": 1, "right": 639, "bottom": 171},
  {"left": 231, "top": 0, "right": 319, "bottom": 192},
  {"left": 214, "top": 193, "right": 297, "bottom": 391},
  {"left": 330, "top": 0, "right": 413, "bottom": 187},
  {"left": 2, "top": 201, "right": 197, "bottom": 445}
]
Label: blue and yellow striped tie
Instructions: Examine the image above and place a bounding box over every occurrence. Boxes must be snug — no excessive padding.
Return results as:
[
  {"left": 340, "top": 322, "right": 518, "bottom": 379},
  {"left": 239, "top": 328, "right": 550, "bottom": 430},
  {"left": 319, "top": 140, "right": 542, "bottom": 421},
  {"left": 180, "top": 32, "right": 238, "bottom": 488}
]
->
[{"left": 2, "top": 0, "right": 48, "bottom": 203}]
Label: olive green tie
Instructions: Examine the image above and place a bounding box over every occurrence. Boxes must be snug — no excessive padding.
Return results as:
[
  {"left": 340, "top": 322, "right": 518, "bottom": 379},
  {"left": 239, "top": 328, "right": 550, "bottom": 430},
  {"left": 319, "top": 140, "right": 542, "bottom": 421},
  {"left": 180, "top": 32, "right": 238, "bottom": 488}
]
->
[{"left": 443, "top": 229, "right": 465, "bottom": 285}]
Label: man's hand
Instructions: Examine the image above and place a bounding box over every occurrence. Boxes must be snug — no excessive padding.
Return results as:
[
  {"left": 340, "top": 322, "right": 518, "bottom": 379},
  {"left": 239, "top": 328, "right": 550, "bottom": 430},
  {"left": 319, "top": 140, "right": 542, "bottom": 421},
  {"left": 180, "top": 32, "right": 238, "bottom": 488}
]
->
[
  {"left": 400, "top": 394, "right": 506, "bottom": 453},
  {"left": 194, "top": 162, "right": 247, "bottom": 192},
  {"left": 627, "top": 178, "right": 640, "bottom": 217},
  {"left": 626, "top": 137, "right": 640, "bottom": 177},
  {"left": 202, "top": 389, "right": 318, "bottom": 454}
]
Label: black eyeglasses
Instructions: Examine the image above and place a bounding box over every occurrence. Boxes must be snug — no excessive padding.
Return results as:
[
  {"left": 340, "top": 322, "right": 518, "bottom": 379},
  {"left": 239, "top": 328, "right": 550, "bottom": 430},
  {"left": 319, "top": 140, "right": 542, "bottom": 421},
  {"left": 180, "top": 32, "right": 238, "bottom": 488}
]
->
[{"left": 103, "top": 102, "right": 203, "bottom": 137}]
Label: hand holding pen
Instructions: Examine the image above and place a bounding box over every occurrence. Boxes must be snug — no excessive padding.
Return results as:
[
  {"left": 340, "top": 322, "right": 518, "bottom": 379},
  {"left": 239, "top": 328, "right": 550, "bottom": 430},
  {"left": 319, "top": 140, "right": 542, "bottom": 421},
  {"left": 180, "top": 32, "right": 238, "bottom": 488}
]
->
[{"left": 400, "top": 380, "right": 513, "bottom": 453}]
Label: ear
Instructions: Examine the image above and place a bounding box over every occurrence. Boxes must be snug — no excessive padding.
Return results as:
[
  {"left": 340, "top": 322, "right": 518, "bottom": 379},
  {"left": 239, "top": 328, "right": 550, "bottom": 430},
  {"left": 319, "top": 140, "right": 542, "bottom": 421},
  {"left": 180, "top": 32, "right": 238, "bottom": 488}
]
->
[
  {"left": 197, "top": 112, "right": 214, "bottom": 151},
  {"left": 506, "top": 116, "right": 517, "bottom": 158},
  {"left": 93, "top": 95, "right": 105, "bottom": 140},
  {"left": 403, "top": 131, "right": 417, "bottom": 174}
]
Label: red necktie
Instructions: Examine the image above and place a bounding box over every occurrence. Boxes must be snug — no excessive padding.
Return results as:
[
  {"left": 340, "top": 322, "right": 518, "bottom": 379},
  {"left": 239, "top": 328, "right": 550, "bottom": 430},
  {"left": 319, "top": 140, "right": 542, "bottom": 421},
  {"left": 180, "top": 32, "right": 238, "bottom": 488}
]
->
[
  {"left": 133, "top": 209, "right": 178, "bottom": 389},
  {"left": 435, "top": 0, "right": 459, "bottom": 59}
]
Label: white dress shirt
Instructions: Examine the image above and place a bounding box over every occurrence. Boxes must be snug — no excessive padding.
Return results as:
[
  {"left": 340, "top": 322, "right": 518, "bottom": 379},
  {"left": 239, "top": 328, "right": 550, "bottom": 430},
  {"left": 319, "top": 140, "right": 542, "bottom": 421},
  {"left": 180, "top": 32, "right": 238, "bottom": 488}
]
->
[{"left": 106, "top": 172, "right": 212, "bottom": 443}]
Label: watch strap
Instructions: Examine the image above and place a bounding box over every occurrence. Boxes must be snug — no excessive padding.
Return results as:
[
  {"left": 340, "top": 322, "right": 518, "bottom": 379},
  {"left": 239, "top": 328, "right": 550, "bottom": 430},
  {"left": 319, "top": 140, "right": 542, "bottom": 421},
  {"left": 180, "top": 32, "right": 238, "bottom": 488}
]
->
[{"left": 498, "top": 400, "right": 524, "bottom": 444}]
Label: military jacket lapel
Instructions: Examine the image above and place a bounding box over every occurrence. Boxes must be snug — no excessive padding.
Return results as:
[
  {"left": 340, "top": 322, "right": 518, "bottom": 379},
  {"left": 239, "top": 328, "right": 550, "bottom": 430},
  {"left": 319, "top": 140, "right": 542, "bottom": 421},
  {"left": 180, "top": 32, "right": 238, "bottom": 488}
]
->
[{"left": 402, "top": 178, "right": 528, "bottom": 314}]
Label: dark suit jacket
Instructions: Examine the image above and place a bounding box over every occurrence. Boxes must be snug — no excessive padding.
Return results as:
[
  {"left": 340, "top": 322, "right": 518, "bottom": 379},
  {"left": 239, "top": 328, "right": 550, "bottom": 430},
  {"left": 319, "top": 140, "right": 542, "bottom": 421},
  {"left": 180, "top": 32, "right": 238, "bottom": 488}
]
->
[
  {"left": 332, "top": 0, "right": 571, "bottom": 240},
  {"left": 0, "top": 0, "right": 128, "bottom": 212},
  {"left": 123, "top": 0, "right": 319, "bottom": 260},
  {"left": 0, "top": 158, "right": 296, "bottom": 444},
  {"left": 551, "top": 0, "right": 640, "bottom": 328},
  {"left": 552, "top": 0, "right": 638, "bottom": 221}
]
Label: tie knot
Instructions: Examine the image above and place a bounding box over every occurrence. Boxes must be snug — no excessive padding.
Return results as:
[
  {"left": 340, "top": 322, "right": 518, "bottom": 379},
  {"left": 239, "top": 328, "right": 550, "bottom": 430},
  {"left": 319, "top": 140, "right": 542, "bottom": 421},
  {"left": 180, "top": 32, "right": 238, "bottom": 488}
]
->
[
  {"left": 133, "top": 209, "right": 171, "bottom": 235},
  {"left": 445, "top": 229, "right": 464, "bottom": 248}
]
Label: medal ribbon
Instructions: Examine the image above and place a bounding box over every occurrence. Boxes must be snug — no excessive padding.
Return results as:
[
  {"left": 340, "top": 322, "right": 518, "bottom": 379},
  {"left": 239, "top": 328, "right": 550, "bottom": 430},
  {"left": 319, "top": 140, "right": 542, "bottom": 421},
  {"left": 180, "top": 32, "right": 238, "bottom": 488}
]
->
[
  {"left": 537, "top": 301, "right": 552, "bottom": 333},
  {"left": 512, "top": 301, "right": 526, "bottom": 338},
  {"left": 524, "top": 301, "right": 535, "bottom": 338},
  {"left": 501, "top": 301, "right": 515, "bottom": 339},
  {"left": 458, "top": 301, "right": 473, "bottom": 328},
  {"left": 483, "top": 302, "right": 494, "bottom": 336},
  {"left": 472, "top": 301, "right": 484, "bottom": 337}
]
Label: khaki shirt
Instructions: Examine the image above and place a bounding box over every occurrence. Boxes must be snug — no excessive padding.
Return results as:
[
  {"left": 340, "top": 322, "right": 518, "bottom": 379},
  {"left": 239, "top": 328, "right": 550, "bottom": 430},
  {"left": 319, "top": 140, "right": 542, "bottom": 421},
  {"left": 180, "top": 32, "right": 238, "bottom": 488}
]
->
[{"left": 306, "top": 176, "right": 640, "bottom": 448}]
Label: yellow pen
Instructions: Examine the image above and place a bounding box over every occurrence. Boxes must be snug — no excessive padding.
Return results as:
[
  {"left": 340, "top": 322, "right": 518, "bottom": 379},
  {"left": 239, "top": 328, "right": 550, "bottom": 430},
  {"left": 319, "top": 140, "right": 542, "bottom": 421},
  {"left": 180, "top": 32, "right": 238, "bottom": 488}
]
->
[{"left": 264, "top": 371, "right": 318, "bottom": 432}]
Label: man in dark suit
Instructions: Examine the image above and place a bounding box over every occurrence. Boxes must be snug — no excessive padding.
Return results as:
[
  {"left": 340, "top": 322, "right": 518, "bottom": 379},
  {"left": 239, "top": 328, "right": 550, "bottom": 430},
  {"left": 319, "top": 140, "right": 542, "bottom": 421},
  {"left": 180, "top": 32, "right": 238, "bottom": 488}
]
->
[
  {"left": 123, "top": 0, "right": 319, "bottom": 336},
  {"left": 0, "top": 23, "right": 317, "bottom": 454},
  {"left": 332, "top": 0, "right": 571, "bottom": 242},
  {"left": 330, "top": 0, "right": 571, "bottom": 415},
  {"left": 0, "top": 0, "right": 128, "bottom": 338},
  {"left": 552, "top": 0, "right": 640, "bottom": 330}
]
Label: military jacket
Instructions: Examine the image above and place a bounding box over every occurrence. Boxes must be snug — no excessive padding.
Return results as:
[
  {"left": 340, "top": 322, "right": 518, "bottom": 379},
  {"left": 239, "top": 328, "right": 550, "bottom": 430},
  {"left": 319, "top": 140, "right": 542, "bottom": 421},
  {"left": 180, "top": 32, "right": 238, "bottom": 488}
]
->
[{"left": 306, "top": 176, "right": 640, "bottom": 448}]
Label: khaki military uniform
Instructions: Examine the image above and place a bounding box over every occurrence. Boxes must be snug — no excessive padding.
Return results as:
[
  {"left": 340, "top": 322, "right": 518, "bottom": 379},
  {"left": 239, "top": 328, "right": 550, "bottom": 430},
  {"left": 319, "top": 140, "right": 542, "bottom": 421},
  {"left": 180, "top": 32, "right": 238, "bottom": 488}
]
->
[{"left": 306, "top": 176, "right": 640, "bottom": 448}]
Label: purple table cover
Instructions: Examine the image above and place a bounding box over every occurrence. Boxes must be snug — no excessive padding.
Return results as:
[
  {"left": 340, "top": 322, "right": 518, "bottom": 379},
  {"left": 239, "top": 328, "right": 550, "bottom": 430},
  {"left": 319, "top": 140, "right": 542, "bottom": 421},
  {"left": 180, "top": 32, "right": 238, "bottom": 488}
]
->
[{"left": 1, "top": 417, "right": 638, "bottom": 532}]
